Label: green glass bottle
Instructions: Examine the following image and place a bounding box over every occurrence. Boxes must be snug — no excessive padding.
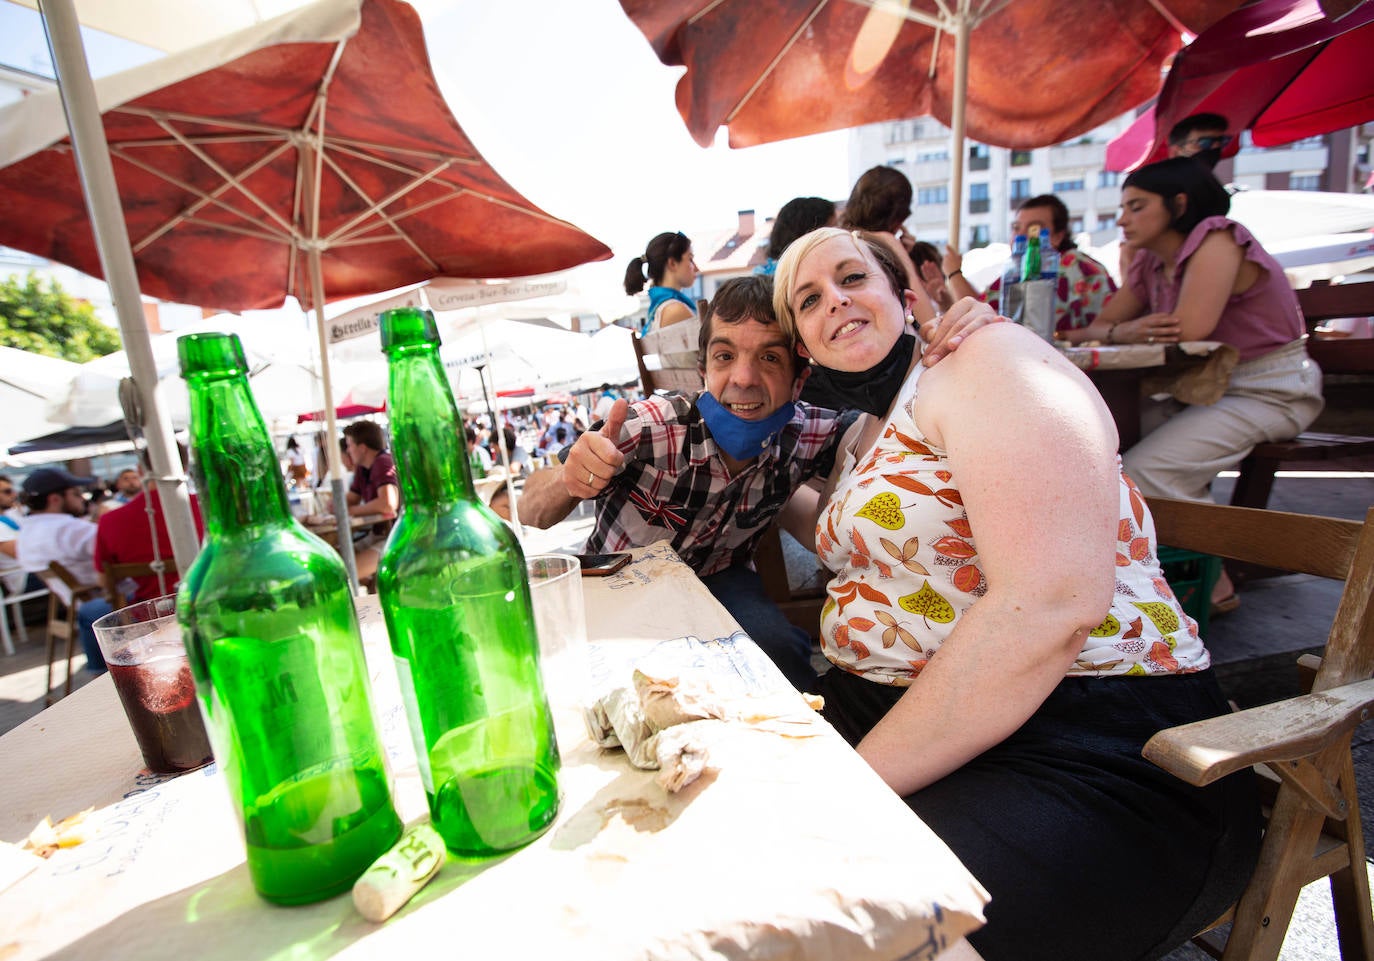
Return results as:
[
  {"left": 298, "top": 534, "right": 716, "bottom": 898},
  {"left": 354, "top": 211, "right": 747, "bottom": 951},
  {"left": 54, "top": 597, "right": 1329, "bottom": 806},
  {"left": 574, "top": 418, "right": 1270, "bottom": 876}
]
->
[
  {"left": 176, "top": 332, "right": 402, "bottom": 905},
  {"left": 376, "top": 308, "right": 559, "bottom": 857}
]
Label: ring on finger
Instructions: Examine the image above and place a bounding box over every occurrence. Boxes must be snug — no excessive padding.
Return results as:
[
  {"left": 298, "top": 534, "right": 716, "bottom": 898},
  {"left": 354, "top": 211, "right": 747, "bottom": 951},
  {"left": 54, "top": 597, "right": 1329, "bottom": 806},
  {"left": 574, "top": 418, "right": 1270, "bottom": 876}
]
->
[{"left": 587, "top": 469, "right": 595, "bottom": 485}]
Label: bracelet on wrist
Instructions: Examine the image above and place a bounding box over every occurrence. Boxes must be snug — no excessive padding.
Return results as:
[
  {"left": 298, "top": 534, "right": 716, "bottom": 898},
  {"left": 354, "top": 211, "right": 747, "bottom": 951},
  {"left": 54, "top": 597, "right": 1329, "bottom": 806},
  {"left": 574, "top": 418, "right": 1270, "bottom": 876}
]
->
[
  {"left": 1105, "top": 323, "right": 1119, "bottom": 345},
  {"left": 948, "top": 269, "right": 962, "bottom": 279}
]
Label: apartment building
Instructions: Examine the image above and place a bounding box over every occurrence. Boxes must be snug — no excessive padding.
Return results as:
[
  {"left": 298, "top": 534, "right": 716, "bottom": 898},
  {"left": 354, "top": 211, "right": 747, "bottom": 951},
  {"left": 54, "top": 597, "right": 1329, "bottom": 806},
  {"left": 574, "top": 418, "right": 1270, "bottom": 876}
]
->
[{"left": 850, "top": 115, "right": 1374, "bottom": 253}]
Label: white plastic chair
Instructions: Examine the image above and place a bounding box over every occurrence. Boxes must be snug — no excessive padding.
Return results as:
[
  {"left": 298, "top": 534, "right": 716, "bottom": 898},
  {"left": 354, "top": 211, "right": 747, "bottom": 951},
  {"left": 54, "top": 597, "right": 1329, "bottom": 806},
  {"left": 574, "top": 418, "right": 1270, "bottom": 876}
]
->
[{"left": 0, "top": 583, "right": 48, "bottom": 656}]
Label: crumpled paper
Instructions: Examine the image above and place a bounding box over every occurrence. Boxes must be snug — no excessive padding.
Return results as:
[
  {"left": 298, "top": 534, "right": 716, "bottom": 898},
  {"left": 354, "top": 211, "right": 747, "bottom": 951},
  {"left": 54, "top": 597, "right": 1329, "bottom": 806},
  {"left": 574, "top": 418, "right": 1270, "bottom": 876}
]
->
[{"left": 587, "top": 635, "right": 825, "bottom": 792}]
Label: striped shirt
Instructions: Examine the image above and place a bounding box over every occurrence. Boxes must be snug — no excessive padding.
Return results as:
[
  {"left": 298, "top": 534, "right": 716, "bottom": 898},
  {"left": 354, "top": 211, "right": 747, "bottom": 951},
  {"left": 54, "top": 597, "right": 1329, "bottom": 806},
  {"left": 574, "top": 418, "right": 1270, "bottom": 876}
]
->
[{"left": 584, "top": 393, "right": 854, "bottom": 576}]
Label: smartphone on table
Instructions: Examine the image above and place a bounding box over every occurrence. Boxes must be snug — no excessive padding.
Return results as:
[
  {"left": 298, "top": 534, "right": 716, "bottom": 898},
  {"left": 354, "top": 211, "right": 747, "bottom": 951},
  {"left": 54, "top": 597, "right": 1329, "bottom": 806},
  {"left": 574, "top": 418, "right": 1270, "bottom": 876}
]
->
[{"left": 575, "top": 552, "right": 632, "bottom": 577}]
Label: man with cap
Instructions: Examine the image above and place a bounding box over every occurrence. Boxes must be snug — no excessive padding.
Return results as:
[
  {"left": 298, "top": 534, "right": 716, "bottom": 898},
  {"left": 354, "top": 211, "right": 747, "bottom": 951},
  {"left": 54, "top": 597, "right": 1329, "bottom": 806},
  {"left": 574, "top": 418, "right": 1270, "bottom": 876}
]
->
[{"left": 17, "top": 467, "right": 110, "bottom": 673}]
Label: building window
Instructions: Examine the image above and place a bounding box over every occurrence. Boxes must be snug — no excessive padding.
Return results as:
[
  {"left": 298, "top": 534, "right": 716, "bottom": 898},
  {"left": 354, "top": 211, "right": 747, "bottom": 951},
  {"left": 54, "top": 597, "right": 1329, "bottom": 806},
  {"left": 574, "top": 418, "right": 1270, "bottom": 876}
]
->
[
  {"left": 1009, "top": 178, "right": 1031, "bottom": 200},
  {"left": 886, "top": 158, "right": 907, "bottom": 167},
  {"left": 968, "top": 182, "right": 990, "bottom": 214},
  {"left": 1292, "top": 136, "right": 1325, "bottom": 149},
  {"left": 918, "top": 186, "right": 949, "bottom": 205},
  {"left": 1010, "top": 150, "right": 1032, "bottom": 166},
  {"left": 1098, "top": 170, "right": 1120, "bottom": 188},
  {"left": 917, "top": 150, "right": 950, "bottom": 163},
  {"left": 969, "top": 143, "right": 991, "bottom": 172},
  {"left": 1070, "top": 217, "right": 1085, "bottom": 234},
  {"left": 1289, "top": 173, "right": 1322, "bottom": 191},
  {"left": 1052, "top": 178, "right": 1085, "bottom": 193},
  {"left": 970, "top": 225, "right": 991, "bottom": 247}
]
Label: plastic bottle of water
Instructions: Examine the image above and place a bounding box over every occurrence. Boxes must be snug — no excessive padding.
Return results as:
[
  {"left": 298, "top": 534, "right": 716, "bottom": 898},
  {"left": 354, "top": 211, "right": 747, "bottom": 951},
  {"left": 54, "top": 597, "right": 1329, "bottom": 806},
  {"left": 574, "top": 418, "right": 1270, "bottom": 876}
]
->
[{"left": 1039, "top": 228, "right": 1060, "bottom": 281}]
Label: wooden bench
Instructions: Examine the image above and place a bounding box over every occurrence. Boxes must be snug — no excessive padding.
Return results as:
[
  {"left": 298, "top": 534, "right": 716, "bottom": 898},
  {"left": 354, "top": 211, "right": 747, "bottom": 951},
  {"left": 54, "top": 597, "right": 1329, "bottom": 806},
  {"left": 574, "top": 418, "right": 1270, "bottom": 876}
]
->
[
  {"left": 1227, "top": 281, "right": 1374, "bottom": 512},
  {"left": 631, "top": 315, "right": 828, "bottom": 639}
]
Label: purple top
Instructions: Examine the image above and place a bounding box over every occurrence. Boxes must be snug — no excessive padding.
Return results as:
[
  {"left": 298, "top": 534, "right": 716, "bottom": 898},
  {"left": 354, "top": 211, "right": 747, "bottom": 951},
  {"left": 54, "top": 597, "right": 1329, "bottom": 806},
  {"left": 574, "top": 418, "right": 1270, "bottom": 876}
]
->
[
  {"left": 1127, "top": 216, "right": 1304, "bottom": 362},
  {"left": 350, "top": 450, "right": 398, "bottom": 535}
]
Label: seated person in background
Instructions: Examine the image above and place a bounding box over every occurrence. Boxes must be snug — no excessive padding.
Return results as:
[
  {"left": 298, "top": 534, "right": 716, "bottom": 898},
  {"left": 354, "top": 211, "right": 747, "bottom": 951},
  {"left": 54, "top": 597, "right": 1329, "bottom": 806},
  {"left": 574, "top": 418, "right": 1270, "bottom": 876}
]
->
[
  {"left": 111, "top": 468, "right": 142, "bottom": 504},
  {"left": 495, "top": 275, "right": 996, "bottom": 692},
  {"left": 343, "top": 420, "right": 400, "bottom": 580},
  {"left": 465, "top": 425, "right": 493, "bottom": 477},
  {"left": 841, "top": 166, "right": 938, "bottom": 329},
  {"left": 625, "top": 231, "right": 699, "bottom": 335},
  {"left": 1168, "top": 111, "right": 1232, "bottom": 167},
  {"left": 0, "top": 474, "right": 43, "bottom": 597},
  {"left": 94, "top": 468, "right": 206, "bottom": 604},
  {"left": 1118, "top": 113, "right": 1235, "bottom": 277},
  {"left": 910, "top": 241, "right": 955, "bottom": 314},
  {"left": 773, "top": 227, "right": 1261, "bottom": 961},
  {"left": 16, "top": 468, "right": 108, "bottom": 673},
  {"left": 1084, "top": 157, "right": 1324, "bottom": 615},
  {"left": 754, "top": 196, "right": 837, "bottom": 277},
  {"left": 944, "top": 193, "right": 1116, "bottom": 342}
]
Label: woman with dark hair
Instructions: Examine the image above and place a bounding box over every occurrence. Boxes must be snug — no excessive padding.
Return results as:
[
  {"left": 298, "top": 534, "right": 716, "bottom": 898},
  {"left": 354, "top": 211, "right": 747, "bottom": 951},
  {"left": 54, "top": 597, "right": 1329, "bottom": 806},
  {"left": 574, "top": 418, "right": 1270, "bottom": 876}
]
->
[
  {"left": 624, "top": 231, "right": 698, "bottom": 336},
  {"left": 755, "top": 196, "right": 836, "bottom": 276},
  {"left": 840, "top": 167, "right": 938, "bottom": 325},
  {"left": 773, "top": 226, "right": 1261, "bottom": 961},
  {"left": 1088, "top": 157, "right": 1323, "bottom": 614}
]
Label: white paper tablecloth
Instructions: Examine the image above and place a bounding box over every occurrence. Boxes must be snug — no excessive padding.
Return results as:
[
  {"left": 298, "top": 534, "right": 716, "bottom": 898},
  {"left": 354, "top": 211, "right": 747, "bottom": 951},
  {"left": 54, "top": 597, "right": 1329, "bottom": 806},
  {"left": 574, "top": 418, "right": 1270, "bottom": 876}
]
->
[{"left": 0, "top": 542, "right": 987, "bottom": 961}]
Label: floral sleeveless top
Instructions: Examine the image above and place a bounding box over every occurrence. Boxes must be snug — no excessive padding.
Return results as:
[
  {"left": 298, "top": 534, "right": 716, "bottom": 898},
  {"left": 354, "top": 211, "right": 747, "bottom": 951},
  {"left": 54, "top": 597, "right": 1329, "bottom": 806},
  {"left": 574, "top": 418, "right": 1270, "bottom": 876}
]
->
[{"left": 815, "top": 370, "right": 1210, "bottom": 686}]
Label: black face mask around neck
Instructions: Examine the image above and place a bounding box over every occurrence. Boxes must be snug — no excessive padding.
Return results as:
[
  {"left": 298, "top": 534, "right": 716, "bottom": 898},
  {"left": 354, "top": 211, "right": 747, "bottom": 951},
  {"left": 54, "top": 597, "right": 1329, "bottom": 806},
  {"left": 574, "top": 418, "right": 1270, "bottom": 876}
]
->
[{"left": 806, "top": 331, "right": 917, "bottom": 416}]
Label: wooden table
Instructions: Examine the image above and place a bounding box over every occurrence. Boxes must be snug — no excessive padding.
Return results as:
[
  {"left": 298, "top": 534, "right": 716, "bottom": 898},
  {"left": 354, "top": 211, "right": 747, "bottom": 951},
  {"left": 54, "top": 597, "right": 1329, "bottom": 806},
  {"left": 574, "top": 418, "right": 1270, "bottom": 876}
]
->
[
  {"left": 1059, "top": 342, "right": 1222, "bottom": 450},
  {"left": 0, "top": 543, "right": 987, "bottom": 961},
  {"left": 302, "top": 512, "right": 387, "bottom": 546}
]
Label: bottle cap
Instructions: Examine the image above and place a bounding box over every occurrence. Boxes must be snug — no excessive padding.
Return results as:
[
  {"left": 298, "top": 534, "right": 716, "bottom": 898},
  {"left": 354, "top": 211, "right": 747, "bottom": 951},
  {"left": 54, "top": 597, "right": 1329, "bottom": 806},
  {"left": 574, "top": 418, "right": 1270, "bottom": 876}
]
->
[
  {"left": 379, "top": 307, "right": 441, "bottom": 352},
  {"left": 178, "top": 332, "right": 248, "bottom": 380}
]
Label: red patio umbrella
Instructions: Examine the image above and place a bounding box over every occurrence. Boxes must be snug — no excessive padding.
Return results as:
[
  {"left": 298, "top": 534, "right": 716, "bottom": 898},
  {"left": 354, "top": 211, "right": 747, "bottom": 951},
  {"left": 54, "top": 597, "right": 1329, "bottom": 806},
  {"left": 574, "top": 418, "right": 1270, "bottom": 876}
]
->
[
  {"left": 618, "top": 0, "right": 1244, "bottom": 241},
  {"left": 0, "top": 0, "right": 611, "bottom": 585},
  {"left": 1105, "top": 0, "right": 1374, "bottom": 171}
]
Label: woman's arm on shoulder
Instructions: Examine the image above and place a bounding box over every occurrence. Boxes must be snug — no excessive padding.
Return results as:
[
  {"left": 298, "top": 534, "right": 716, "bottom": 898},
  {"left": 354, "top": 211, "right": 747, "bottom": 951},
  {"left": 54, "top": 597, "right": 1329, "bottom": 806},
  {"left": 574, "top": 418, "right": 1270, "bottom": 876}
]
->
[
  {"left": 857, "top": 326, "right": 1120, "bottom": 795},
  {"left": 1174, "top": 230, "right": 1246, "bottom": 341}
]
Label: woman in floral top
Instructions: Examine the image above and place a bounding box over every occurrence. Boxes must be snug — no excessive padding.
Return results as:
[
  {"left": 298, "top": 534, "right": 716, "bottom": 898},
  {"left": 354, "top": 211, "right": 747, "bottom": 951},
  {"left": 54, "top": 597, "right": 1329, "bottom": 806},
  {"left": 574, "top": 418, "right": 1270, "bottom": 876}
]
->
[{"left": 773, "top": 227, "right": 1259, "bottom": 961}]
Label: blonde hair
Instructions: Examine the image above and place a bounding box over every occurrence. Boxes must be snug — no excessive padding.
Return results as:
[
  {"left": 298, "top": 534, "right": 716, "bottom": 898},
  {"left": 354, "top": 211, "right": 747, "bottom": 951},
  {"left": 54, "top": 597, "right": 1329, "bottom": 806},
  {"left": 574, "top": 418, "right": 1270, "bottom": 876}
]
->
[{"left": 772, "top": 227, "right": 905, "bottom": 343}]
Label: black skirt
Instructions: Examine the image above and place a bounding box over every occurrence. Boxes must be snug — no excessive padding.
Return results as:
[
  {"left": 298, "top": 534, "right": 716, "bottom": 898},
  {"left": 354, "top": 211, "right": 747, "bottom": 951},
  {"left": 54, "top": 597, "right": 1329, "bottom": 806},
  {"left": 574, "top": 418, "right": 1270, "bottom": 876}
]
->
[{"left": 816, "top": 667, "right": 1263, "bottom": 961}]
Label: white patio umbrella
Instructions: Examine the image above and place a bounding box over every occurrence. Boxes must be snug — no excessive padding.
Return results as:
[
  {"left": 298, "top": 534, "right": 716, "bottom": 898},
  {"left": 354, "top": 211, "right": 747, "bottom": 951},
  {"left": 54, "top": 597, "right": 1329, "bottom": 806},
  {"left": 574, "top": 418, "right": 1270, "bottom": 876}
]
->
[{"left": 0, "top": 346, "right": 85, "bottom": 458}]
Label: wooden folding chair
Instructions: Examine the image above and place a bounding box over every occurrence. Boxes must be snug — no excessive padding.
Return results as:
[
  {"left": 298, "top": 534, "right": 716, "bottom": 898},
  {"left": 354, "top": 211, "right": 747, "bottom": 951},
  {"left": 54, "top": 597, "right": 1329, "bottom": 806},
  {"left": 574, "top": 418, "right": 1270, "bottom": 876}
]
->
[
  {"left": 632, "top": 316, "right": 828, "bottom": 639},
  {"left": 33, "top": 562, "right": 104, "bottom": 705},
  {"left": 1142, "top": 497, "right": 1374, "bottom": 961},
  {"left": 101, "top": 559, "right": 179, "bottom": 610}
]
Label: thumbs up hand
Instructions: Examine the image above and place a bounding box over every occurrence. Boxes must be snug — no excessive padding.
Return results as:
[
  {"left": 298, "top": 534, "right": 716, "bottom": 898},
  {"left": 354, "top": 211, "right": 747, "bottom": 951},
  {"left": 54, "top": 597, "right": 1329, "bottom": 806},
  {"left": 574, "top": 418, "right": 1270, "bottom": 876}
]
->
[{"left": 562, "top": 398, "right": 628, "bottom": 499}]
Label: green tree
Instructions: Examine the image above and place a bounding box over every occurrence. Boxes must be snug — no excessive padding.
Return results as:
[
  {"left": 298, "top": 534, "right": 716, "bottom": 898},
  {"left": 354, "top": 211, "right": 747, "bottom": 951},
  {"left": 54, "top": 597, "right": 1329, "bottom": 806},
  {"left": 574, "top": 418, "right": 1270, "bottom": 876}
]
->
[{"left": 0, "top": 271, "right": 122, "bottom": 362}]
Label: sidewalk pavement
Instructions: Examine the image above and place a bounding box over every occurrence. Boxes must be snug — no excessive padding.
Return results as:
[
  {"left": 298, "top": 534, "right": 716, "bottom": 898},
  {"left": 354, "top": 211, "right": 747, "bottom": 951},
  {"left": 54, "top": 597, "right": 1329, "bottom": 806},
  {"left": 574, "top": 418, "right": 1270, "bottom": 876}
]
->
[{"left": 0, "top": 474, "right": 1368, "bottom": 958}]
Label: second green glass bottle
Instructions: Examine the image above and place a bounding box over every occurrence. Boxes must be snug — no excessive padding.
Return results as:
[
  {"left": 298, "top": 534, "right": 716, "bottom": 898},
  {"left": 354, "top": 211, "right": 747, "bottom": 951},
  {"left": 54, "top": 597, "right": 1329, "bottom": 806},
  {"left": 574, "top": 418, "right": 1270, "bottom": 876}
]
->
[{"left": 377, "top": 308, "right": 560, "bottom": 856}]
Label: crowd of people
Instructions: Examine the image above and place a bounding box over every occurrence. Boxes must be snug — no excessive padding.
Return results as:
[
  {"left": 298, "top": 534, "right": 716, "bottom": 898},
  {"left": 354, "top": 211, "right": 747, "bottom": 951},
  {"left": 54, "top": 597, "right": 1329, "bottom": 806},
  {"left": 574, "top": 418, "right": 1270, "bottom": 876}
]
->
[{"left": 5, "top": 116, "right": 1323, "bottom": 959}]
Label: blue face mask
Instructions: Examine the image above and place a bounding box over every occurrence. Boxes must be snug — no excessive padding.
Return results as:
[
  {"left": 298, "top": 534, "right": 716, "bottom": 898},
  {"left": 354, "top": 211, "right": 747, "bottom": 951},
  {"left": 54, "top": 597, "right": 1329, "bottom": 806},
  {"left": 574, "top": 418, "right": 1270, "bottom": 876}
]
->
[{"left": 697, "top": 393, "right": 796, "bottom": 460}]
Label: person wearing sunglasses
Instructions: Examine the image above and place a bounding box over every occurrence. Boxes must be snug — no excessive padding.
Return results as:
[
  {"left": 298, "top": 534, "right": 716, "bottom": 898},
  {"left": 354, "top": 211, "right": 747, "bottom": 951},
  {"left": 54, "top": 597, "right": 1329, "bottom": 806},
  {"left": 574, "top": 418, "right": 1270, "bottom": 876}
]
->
[{"left": 1167, "top": 112, "right": 1232, "bottom": 169}]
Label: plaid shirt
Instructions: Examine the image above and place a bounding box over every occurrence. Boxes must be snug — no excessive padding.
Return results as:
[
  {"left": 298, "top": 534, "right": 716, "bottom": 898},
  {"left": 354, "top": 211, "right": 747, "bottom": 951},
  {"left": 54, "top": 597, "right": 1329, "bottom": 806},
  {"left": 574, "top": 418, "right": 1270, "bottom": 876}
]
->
[{"left": 584, "top": 393, "right": 855, "bottom": 576}]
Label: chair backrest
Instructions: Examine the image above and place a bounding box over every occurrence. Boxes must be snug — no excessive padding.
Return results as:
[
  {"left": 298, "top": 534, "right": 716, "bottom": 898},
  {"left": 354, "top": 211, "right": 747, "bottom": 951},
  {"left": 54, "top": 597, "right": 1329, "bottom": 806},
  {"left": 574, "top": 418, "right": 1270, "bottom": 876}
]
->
[
  {"left": 632, "top": 314, "right": 704, "bottom": 395},
  {"left": 101, "top": 559, "right": 179, "bottom": 610},
  {"left": 1146, "top": 497, "right": 1374, "bottom": 691},
  {"left": 1297, "top": 280, "right": 1374, "bottom": 375},
  {"left": 35, "top": 561, "right": 97, "bottom": 599}
]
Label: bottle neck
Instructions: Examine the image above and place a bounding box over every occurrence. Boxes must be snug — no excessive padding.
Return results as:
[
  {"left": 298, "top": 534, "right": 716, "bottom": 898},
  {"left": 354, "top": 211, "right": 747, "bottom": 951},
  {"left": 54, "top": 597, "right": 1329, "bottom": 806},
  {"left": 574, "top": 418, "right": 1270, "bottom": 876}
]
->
[
  {"left": 387, "top": 342, "right": 474, "bottom": 505},
  {"left": 187, "top": 372, "right": 293, "bottom": 535}
]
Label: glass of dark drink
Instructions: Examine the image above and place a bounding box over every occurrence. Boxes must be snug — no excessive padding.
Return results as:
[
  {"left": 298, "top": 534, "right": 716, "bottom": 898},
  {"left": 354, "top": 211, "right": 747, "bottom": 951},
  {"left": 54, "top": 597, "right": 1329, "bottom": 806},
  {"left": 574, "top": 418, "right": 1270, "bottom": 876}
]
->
[{"left": 93, "top": 594, "right": 213, "bottom": 774}]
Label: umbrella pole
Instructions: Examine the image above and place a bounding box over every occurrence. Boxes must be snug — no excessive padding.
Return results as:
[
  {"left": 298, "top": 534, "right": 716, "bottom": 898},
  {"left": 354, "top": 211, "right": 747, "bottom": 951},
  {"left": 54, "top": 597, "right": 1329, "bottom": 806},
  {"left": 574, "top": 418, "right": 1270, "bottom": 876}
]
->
[
  {"left": 947, "top": 8, "right": 972, "bottom": 250},
  {"left": 38, "top": 0, "right": 200, "bottom": 573},
  {"left": 308, "top": 254, "right": 360, "bottom": 592}
]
